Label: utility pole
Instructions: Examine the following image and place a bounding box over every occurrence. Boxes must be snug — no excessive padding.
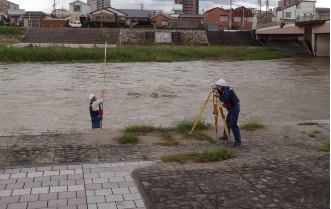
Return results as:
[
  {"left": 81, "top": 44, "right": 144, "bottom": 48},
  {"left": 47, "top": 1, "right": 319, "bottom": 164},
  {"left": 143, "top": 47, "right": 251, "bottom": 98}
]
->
[
  {"left": 101, "top": 0, "right": 103, "bottom": 27},
  {"left": 242, "top": 7, "right": 244, "bottom": 30},
  {"left": 52, "top": 0, "right": 56, "bottom": 17},
  {"left": 229, "top": 0, "right": 232, "bottom": 30},
  {"left": 281, "top": 0, "right": 285, "bottom": 27},
  {"left": 265, "top": 0, "right": 269, "bottom": 25}
]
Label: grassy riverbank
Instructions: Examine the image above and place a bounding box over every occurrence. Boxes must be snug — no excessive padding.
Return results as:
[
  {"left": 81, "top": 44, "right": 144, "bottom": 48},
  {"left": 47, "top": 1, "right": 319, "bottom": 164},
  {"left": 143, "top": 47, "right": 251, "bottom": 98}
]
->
[
  {"left": 0, "top": 44, "right": 294, "bottom": 63},
  {"left": 0, "top": 26, "right": 294, "bottom": 63}
]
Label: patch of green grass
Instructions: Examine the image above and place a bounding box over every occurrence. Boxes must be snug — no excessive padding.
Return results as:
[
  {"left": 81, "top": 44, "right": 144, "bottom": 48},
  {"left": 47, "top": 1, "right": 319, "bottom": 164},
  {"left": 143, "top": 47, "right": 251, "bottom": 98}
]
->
[
  {"left": 241, "top": 120, "right": 265, "bottom": 131},
  {"left": 176, "top": 119, "right": 210, "bottom": 134},
  {"left": 156, "top": 130, "right": 180, "bottom": 146},
  {"left": 297, "top": 122, "right": 319, "bottom": 126},
  {"left": 288, "top": 141, "right": 299, "bottom": 147},
  {"left": 161, "top": 148, "right": 235, "bottom": 163},
  {"left": 317, "top": 140, "right": 329, "bottom": 152},
  {"left": 142, "top": 154, "right": 149, "bottom": 160},
  {"left": 0, "top": 26, "right": 26, "bottom": 35},
  {"left": 191, "top": 132, "right": 216, "bottom": 143},
  {"left": 157, "top": 139, "right": 180, "bottom": 146},
  {"left": 307, "top": 130, "right": 322, "bottom": 138},
  {"left": 118, "top": 133, "right": 140, "bottom": 144},
  {"left": 124, "top": 124, "right": 156, "bottom": 133}
]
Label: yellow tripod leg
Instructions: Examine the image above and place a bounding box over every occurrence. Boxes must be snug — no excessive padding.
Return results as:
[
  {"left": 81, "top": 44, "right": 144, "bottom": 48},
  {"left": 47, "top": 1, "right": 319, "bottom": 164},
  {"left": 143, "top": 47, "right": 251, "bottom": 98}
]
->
[
  {"left": 216, "top": 98, "right": 230, "bottom": 140},
  {"left": 190, "top": 91, "right": 213, "bottom": 135},
  {"left": 213, "top": 95, "right": 219, "bottom": 135}
]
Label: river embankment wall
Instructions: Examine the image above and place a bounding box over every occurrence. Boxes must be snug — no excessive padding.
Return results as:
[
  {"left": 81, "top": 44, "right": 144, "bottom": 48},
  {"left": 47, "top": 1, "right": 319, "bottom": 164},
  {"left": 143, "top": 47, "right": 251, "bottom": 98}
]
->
[
  {"left": 2, "top": 27, "right": 319, "bottom": 55},
  {"left": 119, "top": 28, "right": 209, "bottom": 45}
]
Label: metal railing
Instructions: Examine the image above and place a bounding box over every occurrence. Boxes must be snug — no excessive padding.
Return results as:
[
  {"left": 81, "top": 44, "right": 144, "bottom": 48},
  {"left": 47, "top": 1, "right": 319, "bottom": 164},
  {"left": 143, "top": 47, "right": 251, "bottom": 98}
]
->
[{"left": 257, "top": 14, "right": 329, "bottom": 29}]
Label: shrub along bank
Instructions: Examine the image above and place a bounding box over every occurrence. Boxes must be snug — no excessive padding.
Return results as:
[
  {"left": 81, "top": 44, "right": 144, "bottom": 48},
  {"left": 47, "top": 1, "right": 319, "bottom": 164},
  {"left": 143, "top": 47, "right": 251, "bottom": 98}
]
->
[
  {"left": 0, "top": 45, "right": 294, "bottom": 63},
  {"left": 0, "top": 26, "right": 294, "bottom": 63}
]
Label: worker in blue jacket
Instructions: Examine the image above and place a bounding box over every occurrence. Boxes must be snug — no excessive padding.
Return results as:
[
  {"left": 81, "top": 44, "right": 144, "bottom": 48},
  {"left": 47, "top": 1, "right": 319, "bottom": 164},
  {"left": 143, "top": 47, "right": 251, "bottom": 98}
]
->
[
  {"left": 214, "top": 79, "right": 241, "bottom": 146},
  {"left": 89, "top": 90, "right": 105, "bottom": 129}
]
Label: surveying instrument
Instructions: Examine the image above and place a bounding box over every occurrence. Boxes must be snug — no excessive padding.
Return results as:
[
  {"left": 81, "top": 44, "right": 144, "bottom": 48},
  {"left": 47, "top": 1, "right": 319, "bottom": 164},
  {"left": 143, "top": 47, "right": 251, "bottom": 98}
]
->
[{"left": 190, "top": 85, "right": 230, "bottom": 141}]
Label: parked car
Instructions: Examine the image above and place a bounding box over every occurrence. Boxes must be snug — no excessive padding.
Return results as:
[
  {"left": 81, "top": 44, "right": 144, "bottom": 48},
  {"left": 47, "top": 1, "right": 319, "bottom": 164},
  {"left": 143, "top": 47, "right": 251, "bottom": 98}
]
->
[{"left": 69, "top": 21, "right": 82, "bottom": 28}]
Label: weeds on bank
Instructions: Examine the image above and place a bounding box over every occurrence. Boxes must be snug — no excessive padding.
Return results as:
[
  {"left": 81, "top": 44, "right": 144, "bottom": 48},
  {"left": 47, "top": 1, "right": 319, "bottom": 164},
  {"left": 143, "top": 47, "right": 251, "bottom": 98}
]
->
[
  {"left": 161, "top": 148, "right": 235, "bottom": 163},
  {"left": 156, "top": 130, "right": 179, "bottom": 146},
  {"left": 191, "top": 132, "right": 216, "bottom": 143},
  {"left": 119, "top": 119, "right": 211, "bottom": 145},
  {"left": 306, "top": 130, "right": 322, "bottom": 138},
  {"left": 118, "top": 133, "right": 139, "bottom": 144},
  {"left": 0, "top": 44, "right": 294, "bottom": 63},
  {"left": 176, "top": 119, "right": 209, "bottom": 134},
  {"left": 124, "top": 124, "right": 157, "bottom": 134},
  {"left": 297, "top": 122, "right": 319, "bottom": 126},
  {"left": 241, "top": 120, "right": 265, "bottom": 131},
  {"left": 317, "top": 140, "right": 329, "bottom": 152}
]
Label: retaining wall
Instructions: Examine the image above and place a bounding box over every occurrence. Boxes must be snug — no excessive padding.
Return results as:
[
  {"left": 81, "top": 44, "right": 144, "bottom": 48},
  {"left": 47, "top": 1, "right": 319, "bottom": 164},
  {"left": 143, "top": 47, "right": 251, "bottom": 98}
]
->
[{"left": 119, "top": 28, "right": 209, "bottom": 45}]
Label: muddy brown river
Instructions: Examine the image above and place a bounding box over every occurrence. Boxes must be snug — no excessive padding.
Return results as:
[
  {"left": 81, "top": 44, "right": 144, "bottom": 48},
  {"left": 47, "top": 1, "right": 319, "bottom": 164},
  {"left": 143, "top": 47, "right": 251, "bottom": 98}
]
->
[{"left": 0, "top": 57, "right": 329, "bottom": 135}]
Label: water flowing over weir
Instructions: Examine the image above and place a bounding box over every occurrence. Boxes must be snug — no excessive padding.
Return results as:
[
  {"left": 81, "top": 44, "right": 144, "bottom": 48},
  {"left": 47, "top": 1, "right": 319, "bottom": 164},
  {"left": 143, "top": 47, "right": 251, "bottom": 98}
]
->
[{"left": 0, "top": 57, "right": 329, "bottom": 135}]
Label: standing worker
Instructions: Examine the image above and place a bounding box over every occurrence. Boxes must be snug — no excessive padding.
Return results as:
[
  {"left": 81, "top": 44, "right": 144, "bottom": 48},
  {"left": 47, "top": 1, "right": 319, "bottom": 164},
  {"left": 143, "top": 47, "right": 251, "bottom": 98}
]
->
[
  {"left": 214, "top": 79, "right": 241, "bottom": 146},
  {"left": 89, "top": 90, "right": 105, "bottom": 129}
]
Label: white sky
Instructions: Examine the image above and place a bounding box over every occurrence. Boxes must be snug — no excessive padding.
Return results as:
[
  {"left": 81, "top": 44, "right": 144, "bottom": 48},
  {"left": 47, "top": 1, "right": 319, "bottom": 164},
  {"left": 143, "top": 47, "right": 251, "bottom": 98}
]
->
[{"left": 11, "top": 0, "right": 330, "bottom": 14}]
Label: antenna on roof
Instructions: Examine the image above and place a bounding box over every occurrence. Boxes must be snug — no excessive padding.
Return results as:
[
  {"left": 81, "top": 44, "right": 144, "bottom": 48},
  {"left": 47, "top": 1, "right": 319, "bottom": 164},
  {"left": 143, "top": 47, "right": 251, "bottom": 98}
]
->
[{"left": 140, "top": 1, "right": 144, "bottom": 10}]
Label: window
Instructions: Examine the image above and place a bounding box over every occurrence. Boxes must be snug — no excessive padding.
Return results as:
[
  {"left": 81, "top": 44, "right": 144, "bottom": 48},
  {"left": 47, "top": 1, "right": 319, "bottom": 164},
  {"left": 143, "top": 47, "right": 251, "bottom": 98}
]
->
[
  {"left": 247, "top": 17, "right": 253, "bottom": 22},
  {"left": 285, "top": 12, "right": 291, "bottom": 18},
  {"left": 73, "top": 5, "right": 81, "bottom": 12},
  {"left": 220, "top": 15, "right": 227, "bottom": 21},
  {"left": 234, "top": 16, "right": 241, "bottom": 22}
]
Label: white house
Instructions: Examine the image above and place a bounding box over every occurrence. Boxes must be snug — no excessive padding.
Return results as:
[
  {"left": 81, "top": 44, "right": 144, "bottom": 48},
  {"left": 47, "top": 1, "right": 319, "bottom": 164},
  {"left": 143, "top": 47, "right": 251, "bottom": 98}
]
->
[
  {"left": 275, "top": 0, "right": 316, "bottom": 24},
  {"left": 69, "top": 0, "right": 91, "bottom": 24},
  {"left": 90, "top": 7, "right": 126, "bottom": 23}
]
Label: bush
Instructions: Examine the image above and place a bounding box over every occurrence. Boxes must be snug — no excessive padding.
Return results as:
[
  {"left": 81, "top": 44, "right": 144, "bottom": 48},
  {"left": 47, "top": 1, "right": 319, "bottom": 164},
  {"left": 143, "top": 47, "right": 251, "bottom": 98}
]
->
[
  {"left": 176, "top": 119, "right": 209, "bottom": 134},
  {"left": 118, "top": 133, "right": 139, "bottom": 144},
  {"left": 0, "top": 26, "right": 26, "bottom": 35},
  {"left": 317, "top": 140, "right": 329, "bottom": 152}
]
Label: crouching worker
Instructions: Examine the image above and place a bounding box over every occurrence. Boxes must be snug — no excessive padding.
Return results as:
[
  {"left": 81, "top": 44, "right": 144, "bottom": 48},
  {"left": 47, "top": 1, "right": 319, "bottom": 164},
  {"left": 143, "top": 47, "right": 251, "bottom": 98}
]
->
[
  {"left": 214, "top": 79, "right": 241, "bottom": 146},
  {"left": 89, "top": 90, "right": 105, "bottom": 129}
]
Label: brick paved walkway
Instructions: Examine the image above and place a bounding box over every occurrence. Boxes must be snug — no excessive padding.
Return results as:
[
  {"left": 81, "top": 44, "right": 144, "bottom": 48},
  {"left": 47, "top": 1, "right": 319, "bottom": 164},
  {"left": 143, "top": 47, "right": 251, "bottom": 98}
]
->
[
  {"left": 0, "top": 122, "right": 329, "bottom": 209},
  {"left": 0, "top": 161, "right": 155, "bottom": 209}
]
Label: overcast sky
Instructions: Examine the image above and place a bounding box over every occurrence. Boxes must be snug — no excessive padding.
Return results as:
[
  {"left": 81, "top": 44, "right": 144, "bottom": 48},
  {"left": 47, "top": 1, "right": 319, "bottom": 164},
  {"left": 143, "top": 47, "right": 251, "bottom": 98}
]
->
[{"left": 12, "top": 0, "right": 330, "bottom": 14}]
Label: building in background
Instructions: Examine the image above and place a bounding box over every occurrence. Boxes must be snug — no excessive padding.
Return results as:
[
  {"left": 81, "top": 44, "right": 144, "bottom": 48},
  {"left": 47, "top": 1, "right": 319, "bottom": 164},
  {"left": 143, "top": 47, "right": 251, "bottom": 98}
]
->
[
  {"left": 275, "top": 0, "right": 316, "bottom": 24},
  {"left": 53, "top": 8, "right": 70, "bottom": 18},
  {"left": 172, "top": 4, "right": 183, "bottom": 15},
  {"left": 22, "top": 11, "right": 45, "bottom": 27},
  {"left": 7, "top": 9, "right": 25, "bottom": 26},
  {"left": 90, "top": 7, "right": 126, "bottom": 23},
  {"left": 174, "top": 0, "right": 199, "bottom": 15},
  {"left": 204, "top": 6, "right": 254, "bottom": 31},
  {"left": 87, "top": 0, "right": 111, "bottom": 12},
  {"left": 0, "top": 0, "right": 20, "bottom": 25},
  {"left": 69, "top": 0, "right": 91, "bottom": 24}
]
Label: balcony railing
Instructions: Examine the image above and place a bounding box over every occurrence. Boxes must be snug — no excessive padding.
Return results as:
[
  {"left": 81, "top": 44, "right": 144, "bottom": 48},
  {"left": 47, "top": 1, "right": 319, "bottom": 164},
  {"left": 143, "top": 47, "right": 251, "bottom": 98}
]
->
[{"left": 257, "top": 14, "right": 329, "bottom": 29}]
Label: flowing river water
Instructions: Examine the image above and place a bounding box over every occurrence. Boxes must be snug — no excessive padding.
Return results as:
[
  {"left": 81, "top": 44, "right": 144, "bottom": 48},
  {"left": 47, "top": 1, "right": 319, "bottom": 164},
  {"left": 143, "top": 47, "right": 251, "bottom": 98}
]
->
[{"left": 0, "top": 57, "right": 329, "bottom": 135}]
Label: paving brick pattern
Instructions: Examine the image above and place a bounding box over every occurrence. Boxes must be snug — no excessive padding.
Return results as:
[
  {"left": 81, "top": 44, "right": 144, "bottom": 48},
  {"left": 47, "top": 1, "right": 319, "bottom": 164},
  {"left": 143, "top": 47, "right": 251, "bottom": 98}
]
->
[
  {"left": 0, "top": 162, "right": 154, "bottom": 209},
  {"left": 133, "top": 154, "right": 329, "bottom": 209},
  {"left": 0, "top": 122, "right": 329, "bottom": 209}
]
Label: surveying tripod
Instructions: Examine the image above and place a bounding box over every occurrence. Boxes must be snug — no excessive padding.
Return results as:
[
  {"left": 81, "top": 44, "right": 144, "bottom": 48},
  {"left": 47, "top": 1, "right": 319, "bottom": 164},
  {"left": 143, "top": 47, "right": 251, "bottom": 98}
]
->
[{"left": 190, "top": 90, "right": 230, "bottom": 141}]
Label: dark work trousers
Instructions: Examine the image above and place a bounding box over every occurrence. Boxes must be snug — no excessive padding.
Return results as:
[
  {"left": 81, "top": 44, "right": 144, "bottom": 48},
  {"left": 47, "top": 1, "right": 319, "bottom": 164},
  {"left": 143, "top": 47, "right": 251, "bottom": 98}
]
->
[{"left": 224, "top": 103, "right": 241, "bottom": 144}]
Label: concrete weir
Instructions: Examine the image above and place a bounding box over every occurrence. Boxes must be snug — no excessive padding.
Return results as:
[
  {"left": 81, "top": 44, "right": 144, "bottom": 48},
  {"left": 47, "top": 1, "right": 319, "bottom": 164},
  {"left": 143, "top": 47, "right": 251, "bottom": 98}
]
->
[{"left": 255, "top": 20, "right": 330, "bottom": 56}]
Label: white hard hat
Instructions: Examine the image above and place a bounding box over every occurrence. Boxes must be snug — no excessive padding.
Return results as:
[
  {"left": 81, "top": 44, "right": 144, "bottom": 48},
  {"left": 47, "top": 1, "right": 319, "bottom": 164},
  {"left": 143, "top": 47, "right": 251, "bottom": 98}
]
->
[
  {"left": 215, "top": 79, "right": 226, "bottom": 86},
  {"left": 88, "top": 94, "right": 95, "bottom": 100}
]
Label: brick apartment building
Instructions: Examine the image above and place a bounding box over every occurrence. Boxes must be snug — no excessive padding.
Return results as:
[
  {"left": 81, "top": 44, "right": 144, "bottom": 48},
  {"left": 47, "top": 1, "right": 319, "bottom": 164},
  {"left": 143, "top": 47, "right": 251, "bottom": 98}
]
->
[{"left": 175, "top": 0, "right": 199, "bottom": 15}]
